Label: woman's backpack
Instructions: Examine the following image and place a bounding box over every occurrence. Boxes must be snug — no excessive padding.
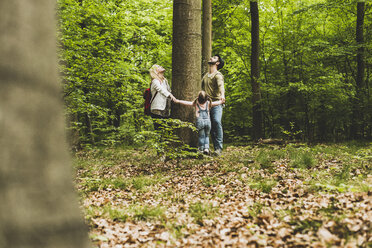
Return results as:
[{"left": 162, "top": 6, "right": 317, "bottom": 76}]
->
[{"left": 143, "top": 88, "right": 158, "bottom": 115}]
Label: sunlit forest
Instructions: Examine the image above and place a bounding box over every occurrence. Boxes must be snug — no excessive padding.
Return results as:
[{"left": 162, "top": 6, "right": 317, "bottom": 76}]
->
[
  {"left": 58, "top": 0, "right": 371, "bottom": 148},
  {"left": 55, "top": 0, "right": 371, "bottom": 247}
]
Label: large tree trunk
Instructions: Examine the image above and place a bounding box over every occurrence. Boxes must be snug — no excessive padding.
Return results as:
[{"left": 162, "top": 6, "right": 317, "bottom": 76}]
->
[
  {"left": 172, "top": 0, "right": 202, "bottom": 146},
  {"left": 250, "top": 1, "right": 263, "bottom": 140},
  {"left": 202, "top": 0, "right": 212, "bottom": 74},
  {"left": 0, "top": 1, "right": 90, "bottom": 247}
]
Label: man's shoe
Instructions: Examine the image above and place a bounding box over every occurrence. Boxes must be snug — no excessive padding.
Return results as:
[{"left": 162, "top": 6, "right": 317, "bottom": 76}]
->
[
  {"left": 203, "top": 149, "right": 210, "bottom": 155},
  {"left": 214, "top": 149, "right": 222, "bottom": 156}
]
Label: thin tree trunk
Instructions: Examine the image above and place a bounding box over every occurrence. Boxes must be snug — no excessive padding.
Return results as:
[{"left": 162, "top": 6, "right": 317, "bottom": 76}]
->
[
  {"left": 202, "top": 0, "right": 212, "bottom": 74},
  {"left": 250, "top": 1, "right": 263, "bottom": 140},
  {"left": 0, "top": 1, "right": 90, "bottom": 247},
  {"left": 356, "top": 2, "right": 366, "bottom": 90},
  {"left": 172, "top": 0, "right": 202, "bottom": 146},
  {"left": 351, "top": 2, "right": 366, "bottom": 139}
]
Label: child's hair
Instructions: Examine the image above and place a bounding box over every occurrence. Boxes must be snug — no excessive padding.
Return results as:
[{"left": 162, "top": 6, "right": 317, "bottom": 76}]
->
[{"left": 194, "top": 91, "right": 210, "bottom": 105}]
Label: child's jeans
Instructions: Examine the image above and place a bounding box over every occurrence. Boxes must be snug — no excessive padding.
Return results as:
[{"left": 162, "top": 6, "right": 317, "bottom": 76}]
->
[{"left": 196, "top": 117, "right": 211, "bottom": 151}]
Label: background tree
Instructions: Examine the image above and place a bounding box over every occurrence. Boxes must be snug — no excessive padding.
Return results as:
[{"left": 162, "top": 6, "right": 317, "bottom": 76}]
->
[
  {"left": 352, "top": 0, "right": 366, "bottom": 138},
  {"left": 0, "top": 0, "right": 90, "bottom": 247},
  {"left": 250, "top": 0, "right": 263, "bottom": 140},
  {"left": 202, "top": 0, "right": 213, "bottom": 74},
  {"left": 172, "top": 0, "right": 202, "bottom": 145}
]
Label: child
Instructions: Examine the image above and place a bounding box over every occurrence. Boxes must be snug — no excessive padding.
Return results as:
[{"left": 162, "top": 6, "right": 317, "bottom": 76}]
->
[{"left": 174, "top": 91, "right": 225, "bottom": 155}]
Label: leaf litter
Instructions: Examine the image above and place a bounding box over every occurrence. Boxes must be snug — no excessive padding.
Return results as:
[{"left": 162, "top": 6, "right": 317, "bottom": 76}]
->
[{"left": 74, "top": 144, "right": 372, "bottom": 247}]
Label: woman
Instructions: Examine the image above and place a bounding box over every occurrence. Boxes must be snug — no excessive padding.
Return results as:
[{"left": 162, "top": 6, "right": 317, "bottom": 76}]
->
[{"left": 149, "top": 64, "right": 176, "bottom": 129}]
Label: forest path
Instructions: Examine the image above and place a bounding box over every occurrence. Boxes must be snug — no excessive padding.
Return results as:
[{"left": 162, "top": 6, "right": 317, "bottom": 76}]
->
[{"left": 75, "top": 144, "right": 371, "bottom": 247}]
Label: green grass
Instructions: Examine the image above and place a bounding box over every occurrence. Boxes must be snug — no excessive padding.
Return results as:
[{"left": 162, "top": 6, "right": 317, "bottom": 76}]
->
[
  {"left": 247, "top": 202, "right": 264, "bottom": 218},
  {"left": 85, "top": 205, "right": 129, "bottom": 222},
  {"left": 131, "top": 174, "right": 167, "bottom": 191},
  {"left": 202, "top": 176, "right": 219, "bottom": 187},
  {"left": 85, "top": 204, "right": 165, "bottom": 222},
  {"left": 131, "top": 205, "right": 166, "bottom": 221},
  {"left": 249, "top": 179, "right": 277, "bottom": 193},
  {"left": 189, "top": 202, "right": 219, "bottom": 225},
  {"left": 79, "top": 173, "right": 169, "bottom": 193},
  {"left": 290, "top": 151, "right": 316, "bottom": 169}
]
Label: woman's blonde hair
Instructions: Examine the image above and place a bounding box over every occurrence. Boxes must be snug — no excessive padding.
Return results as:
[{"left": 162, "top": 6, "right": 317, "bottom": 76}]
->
[{"left": 149, "top": 64, "right": 164, "bottom": 81}]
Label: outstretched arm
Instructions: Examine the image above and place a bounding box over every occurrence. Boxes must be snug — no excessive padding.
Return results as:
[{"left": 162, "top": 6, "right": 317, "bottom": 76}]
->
[
  {"left": 174, "top": 99, "right": 194, "bottom": 106},
  {"left": 211, "top": 98, "right": 225, "bottom": 107}
]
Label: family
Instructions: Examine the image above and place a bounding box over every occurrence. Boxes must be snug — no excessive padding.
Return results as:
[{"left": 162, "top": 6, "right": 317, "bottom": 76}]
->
[{"left": 148, "top": 55, "right": 225, "bottom": 156}]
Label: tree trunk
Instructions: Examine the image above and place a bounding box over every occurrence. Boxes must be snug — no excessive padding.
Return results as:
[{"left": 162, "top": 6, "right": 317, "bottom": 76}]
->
[
  {"left": 250, "top": 1, "right": 263, "bottom": 140},
  {"left": 202, "top": 0, "right": 212, "bottom": 74},
  {"left": 351, "top": 2, "right": 366, "bottom": 139},
  {"left": 0, "top": 1, "right": 90, "bottom": 247},
  {"left": 172, "top": 0, "right": 202, "bottom": 146}
]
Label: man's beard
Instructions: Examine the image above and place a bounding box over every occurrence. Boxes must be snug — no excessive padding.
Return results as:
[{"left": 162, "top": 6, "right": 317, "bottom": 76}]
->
[{"left": 208, "top": 61, "right": 217, "bottom": 65}]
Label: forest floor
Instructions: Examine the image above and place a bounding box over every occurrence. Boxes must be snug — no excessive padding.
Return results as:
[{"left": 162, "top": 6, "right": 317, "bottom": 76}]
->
[{"left": 73, "top": 142, "right": 372, "bottom": 247}]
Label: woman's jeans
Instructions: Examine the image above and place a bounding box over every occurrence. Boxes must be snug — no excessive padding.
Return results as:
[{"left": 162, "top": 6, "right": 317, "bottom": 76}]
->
[
  {"left": 210, "top": 105, "right": 223, "bottom": 151},
  {"left": 196, "top": 117, "right": 211, "bottom": 151}
]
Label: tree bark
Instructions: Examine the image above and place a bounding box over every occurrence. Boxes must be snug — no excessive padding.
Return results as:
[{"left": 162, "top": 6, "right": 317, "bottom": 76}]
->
[
  {"left": 250, "top": 1, "right": 263, "bottom": 140},
  {"left": 0, "top": 1, "right": 90, "bottom": 247},
  {"left": 202, "top": 0, "right": 212, "bottom": 74},
  {"left": 351, "top": 1, "right": 366, "bottom": 138},
  {"left": 172, "top": 0, "right": 202, "bottom": 146}
]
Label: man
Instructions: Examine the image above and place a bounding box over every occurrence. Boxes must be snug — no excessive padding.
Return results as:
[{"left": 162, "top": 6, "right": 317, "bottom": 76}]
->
[{"left": 201, "top": 55, "right": 225, "bottom": 156}]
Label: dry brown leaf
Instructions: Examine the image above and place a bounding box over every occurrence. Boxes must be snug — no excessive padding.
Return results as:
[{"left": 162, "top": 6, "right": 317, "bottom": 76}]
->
[{"left": 317, "top": 227, "right": 340, "bottom": 243}]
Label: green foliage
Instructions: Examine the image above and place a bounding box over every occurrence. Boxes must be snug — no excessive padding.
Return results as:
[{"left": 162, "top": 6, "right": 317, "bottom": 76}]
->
[
  {"left": 131, "top": 205, "right": 166, "bottom": 221},
  {"left": 202, "top": 176, "right": 219, "bottom": 187},
  {"left": 58, "top": 0, "right": 372, "bottom": 146},
  {"left": 152, "top": 118, "right": 199, "bottom": 159},
  {"left": 57, "top": 0, "right": 173, "bottom": 146},
  {"left": 213, "top": 0, "right": 372, "bottom": 141},
  {"left": 189, "top": 202, "right": 219, "bottom": 225},
  {"left": 79, "top": 174, "right": 168, "bottom": 193},
  {"left": 249, "top": 178, "right": 278, "bottom": 194},
  {"left": 247, "top": 202, "right": 264, "bottom": 218},
  {"left": 290, "top": 151, "right": 316, "bottom": 169}
]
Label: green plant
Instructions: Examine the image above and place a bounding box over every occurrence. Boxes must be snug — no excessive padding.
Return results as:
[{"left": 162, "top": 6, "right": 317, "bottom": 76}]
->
[
  {"left": 291, "top": 152, "right": 316, "bottom": 169},
  {"left": 152, "top": 118, "right": 199, "bottom": 160},
  {"left": 166, "top": 223, "right": 186, "bottom": 240},
  {"left": 247, "top": 202, "right": 264, "bottom": 218},
  {"left": 189, "top": 202, "right": 218, "bottom": 225},
  {"left": 131, "top": 174, "right": 168, "bottom": 191},
  {"left": 281, "top": 122, "right": 303, "bottom": 140},
  {"left": 292, "top": 219, "right": 323, "bottom": 233},
  {"left": 249, "top": 179, "right": 277, "bottom": 194},
  {"left": 131, "top": 205, "right": 166, "bottom": 221},
  {"left": 202, "top": 176, "right": 219, "bottom": 187}
]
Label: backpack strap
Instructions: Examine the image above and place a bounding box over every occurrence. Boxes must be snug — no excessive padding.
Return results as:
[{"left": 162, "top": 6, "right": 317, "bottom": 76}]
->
[
  {"left": 149, "top": 80, "right": 159, "bottom": 105},
  {"left": 150, "top": 90, "right": 158, "bottom": 105},
  {"left": 196, "top": 103, "right": 202, "bottom": 111}
]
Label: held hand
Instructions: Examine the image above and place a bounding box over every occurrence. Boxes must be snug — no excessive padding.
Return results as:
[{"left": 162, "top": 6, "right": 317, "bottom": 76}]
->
[
  {"left": 221, "top": 97, "right": 225, "bottom": 104},
  {"left": 170, "top": 94, "right": 177, "bottom": 102}
]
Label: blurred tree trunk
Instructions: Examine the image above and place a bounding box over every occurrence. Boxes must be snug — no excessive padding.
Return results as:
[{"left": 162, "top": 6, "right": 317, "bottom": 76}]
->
[
  {"left": 0, "top": 1, "right": 90, "bottom": 247},
  {"left": 202, "top": 0, "right": 212, "bottom": 74},
  {"left": 250, "top": 1, "right": 263, "bottom": 140},
  {"left": 351, "top": 1, "right": 366, "bottom": 139},
  {"left": 172, "top": 0, "right": 202, "bottom": 146}
]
